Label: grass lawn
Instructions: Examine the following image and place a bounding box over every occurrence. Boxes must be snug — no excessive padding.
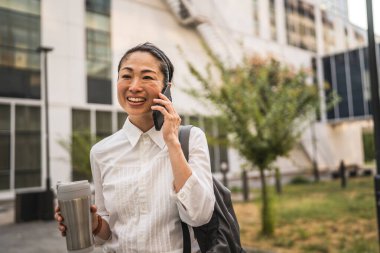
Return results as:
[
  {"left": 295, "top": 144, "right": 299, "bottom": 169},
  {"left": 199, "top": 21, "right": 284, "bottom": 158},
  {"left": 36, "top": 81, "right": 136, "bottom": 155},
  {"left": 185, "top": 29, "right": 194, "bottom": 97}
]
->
[{"left": 234, "top": 176, "right": 378, "bottom": 253}]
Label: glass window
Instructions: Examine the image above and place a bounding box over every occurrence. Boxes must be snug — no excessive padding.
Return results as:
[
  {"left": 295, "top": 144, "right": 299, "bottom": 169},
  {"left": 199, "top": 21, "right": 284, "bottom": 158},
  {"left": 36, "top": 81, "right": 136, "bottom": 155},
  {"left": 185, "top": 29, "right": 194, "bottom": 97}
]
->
[
  {"left": 269, "top": 0, "right": 277, "bottom": 41},
  {"left": 27, "top": 50, "right": 40, "bottom": 70},
  {"left": 252, "top": 0, "right": 259, "bottom": 36},
  {"left": 71, "top": 109, "right": 92, "bottom": 181},
  {"left": 72, "top": 109, "right": 91, "bottom": 132},
  {"left": 323, "top": 57, "right": 335, "bottom": 120},
  {"left": 0, "top": 0, "right": 40, "bottom": 16},
  {"left": 15, "top": 105, "right": 41, "bottom": 188},
  {"left": 0, "top": 104, "right": 10, "bottom": 131},
  {"left": 87, "top": 60, "right": 111, "bottom": 78},
  {"left": 0, "top": 104, "right": 11, "bottom": 189},
  {"left": 96, "top": 110, "right": 112, "bottom": 139},
  {"left": 363, "top": 48, "right": 372, "bottom": 115},
  {"left": 0, "top": 5, "right": 41, "bottom": 99},
  {"left": 0, "top": 66, "right": 41, "bottom": 99},
  {"left": 86, "top": 12, "right": 110, "bottom": 32},
  {"left": 117, "top": 112, "right": 128, "bottom": 130},
  {"left": 334, "top": 53, "right": 349, "bottom": 118},
  {"left": 349, "top": 50, "right": 365, "bottom": 117},
  {"left": 0, "top": 8, "right": 40, "bottom": 49},
  {"left": 87, "top": 77, "right": 112, "bottom": 104},
  {"left": 87, "top": 30, "right": 111, "bottom": 61},
  {"left": 86, "top": 0, "right": 110, "bottom": 16},
  {"left": 322, "top": 10, "right": 335, "bottom": 54},
  {"left": 285, "top": 0, "right": 316, "bottom": 51},
  {"left": 85, "top": 0, "right": 111, "bottom": 106}
]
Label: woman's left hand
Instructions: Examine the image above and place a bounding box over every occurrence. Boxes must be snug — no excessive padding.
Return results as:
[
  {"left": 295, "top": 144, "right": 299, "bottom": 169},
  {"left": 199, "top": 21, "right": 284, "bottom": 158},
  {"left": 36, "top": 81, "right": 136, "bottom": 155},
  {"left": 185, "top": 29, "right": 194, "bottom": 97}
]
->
[{"left": 151, "top": 92, "right": 181, "bottom": 145}]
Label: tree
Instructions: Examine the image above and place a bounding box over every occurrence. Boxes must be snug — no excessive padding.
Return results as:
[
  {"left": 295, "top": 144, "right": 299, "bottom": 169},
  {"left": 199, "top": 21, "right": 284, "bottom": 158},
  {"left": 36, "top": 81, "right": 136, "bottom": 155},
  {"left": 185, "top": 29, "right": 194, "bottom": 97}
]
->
[
  {"left": 58, "top": 130, "right": 94, "bottom": 181},
  {"left": 186, "top": 55, "right": 320, "bottom": 236}
]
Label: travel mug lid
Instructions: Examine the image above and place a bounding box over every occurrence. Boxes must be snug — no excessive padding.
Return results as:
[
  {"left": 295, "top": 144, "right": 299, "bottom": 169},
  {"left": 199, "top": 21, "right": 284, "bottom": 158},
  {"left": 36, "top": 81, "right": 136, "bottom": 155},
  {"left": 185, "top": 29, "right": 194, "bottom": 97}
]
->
[{"left": 57, "top": 180, "right": 91, "bottom": 201}]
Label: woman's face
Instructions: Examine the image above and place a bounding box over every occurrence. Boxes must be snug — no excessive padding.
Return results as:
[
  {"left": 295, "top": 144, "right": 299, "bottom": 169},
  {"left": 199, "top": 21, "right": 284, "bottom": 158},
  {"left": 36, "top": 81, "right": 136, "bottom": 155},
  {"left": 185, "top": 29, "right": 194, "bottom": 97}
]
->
[{"left": 117, "top": 51, "right": 165, "bottom": 118}]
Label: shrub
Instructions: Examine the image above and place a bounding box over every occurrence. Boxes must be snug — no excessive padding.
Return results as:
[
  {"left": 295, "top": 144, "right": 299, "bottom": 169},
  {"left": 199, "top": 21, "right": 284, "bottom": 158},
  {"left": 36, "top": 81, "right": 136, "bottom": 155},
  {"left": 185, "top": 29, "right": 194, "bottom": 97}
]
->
[{"left": 289, "top": 176, "right": 311, "bottom": 185}]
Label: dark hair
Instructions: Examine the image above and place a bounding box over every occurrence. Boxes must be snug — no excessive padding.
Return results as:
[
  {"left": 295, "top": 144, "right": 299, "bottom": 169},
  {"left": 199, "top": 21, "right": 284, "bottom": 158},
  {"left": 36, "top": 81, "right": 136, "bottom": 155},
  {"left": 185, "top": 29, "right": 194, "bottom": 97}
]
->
[{"left": 117, "top": 42, "right": 174, "bottom": 86}]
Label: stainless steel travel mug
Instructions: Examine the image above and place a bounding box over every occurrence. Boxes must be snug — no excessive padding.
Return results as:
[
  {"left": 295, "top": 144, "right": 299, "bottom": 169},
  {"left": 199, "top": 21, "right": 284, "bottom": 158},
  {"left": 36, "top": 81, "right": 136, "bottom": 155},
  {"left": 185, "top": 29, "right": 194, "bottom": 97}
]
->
[{"left": 57, "top": 180, "right": 94, "bottom": 253}]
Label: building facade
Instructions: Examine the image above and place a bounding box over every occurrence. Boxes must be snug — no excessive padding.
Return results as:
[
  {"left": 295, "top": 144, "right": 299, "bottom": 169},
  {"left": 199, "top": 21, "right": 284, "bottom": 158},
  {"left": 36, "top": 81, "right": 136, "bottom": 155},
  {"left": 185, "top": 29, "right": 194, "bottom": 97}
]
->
[{"left": 0, "top": 0, "right": 375, "bottom": 199}]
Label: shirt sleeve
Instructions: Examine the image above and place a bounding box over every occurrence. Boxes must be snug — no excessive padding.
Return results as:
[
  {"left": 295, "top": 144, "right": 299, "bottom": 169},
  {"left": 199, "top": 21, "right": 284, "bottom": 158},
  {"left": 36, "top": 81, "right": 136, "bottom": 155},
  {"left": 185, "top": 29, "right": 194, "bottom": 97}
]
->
[
  {"left": 90, "top": 148, "right": 112, "bottom": 245},
  {"left": 171, "top": 127, "right": 215, "bottom": 227}
]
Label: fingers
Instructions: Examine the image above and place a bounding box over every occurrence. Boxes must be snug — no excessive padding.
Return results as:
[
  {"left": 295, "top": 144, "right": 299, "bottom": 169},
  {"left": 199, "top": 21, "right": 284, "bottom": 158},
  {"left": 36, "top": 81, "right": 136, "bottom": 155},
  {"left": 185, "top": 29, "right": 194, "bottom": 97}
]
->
[
  {"left": 153, "top": 95, "right": 175, "bottom": 114},
  {"left": 55, "top": 213, "right": 63, "bottom": 222},
  {"left": 90, "top": 205, "right": 97, "bottom": 213},
  {"left": 151, "top": 104, "right": 170, "bottom": 117},
  {"left": 54, "top": 206, "right": 63, "bottom": 222},
  {"left": 152, "top": 93, "right": 181, "bottom": 128},
  {"left": 153, "top": 97, "right": 172, "bottom": 110},
  {"left": 56, "top": 211, "right": 66, "bottom": 235},
  {"left": 58, "top": 223, "right": 66, "bottom": 232},
  {"left": 58, "top": 223, "right": 67, "bottom": 236},
  {"left": 55, "top": 205, "right": 66, "bottom": 236},
  {"left": 158, "top": 91, "right": 170, "bottom": 101}
]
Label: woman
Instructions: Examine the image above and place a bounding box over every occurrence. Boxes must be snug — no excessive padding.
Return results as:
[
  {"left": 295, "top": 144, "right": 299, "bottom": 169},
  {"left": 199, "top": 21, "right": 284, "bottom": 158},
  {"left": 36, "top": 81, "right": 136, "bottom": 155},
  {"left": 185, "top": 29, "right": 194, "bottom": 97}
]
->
[{"left": 55, "top": 42, "right": 215, "bottom": 253}]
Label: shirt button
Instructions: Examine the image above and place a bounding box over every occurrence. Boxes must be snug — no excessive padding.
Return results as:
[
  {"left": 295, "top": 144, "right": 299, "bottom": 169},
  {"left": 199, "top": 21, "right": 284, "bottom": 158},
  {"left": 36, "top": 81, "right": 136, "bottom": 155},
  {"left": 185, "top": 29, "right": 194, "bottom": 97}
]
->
[{"left": 179, "top": 192, "right": 185, "bottom": 199}]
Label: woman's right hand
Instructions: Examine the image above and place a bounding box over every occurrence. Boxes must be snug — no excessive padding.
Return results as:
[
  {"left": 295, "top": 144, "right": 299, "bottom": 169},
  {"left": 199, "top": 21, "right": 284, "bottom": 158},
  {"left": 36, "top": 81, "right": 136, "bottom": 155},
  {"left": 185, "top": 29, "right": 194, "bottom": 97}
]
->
[{"left": 54, "top": 205, "right": 98, "bottom": 236}]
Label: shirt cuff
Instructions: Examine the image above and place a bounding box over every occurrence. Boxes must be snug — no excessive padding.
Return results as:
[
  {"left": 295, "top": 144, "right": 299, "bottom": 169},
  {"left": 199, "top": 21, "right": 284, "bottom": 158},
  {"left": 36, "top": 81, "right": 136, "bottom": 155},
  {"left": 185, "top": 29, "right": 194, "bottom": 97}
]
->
[
  {"left": 93, "top": 233, "right": 111, "bottom": 246},
  {"left": 170, "top": 172, "right": 199, "bottom": 208}
]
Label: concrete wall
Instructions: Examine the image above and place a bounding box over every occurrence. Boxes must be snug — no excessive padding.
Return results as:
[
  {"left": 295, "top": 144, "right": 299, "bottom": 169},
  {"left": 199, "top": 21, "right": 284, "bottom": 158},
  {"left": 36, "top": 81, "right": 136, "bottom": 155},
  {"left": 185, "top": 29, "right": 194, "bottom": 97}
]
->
[{"left": 42, "top": 0, "right": 88, "bottom": 189}]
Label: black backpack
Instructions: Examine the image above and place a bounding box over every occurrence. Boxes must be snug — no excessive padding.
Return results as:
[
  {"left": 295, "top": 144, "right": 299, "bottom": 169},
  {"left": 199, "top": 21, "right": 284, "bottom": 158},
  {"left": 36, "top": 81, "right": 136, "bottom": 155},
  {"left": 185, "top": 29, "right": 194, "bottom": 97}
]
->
[{"left": 179, "top": 125, "right": 246, "bottom": 253}]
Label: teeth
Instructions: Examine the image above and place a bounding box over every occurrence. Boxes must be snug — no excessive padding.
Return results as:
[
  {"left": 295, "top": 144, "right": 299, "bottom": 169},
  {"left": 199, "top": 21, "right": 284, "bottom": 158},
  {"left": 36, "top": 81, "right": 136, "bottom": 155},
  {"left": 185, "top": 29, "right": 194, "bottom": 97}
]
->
[{"left": 128, "top": 97, "right": 145, "bottom": 102}]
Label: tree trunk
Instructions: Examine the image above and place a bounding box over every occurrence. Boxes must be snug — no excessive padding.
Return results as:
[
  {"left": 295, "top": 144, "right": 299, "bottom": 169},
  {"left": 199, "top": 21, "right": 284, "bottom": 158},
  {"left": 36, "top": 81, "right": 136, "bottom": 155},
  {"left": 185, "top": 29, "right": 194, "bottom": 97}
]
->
[
  {"left": 274, "top": 167, "right": 282, "bottom": 195},
  {"left": 311, "top": 121, "right": 320, "bottom": 182},
  {"left": 259, "top": 168, "right": 274, "bottom": 236}
]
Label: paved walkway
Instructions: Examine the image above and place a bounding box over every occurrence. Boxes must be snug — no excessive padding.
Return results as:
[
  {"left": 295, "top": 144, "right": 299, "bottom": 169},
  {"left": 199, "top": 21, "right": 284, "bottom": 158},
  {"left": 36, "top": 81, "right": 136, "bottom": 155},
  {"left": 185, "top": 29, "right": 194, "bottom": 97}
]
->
[
  {"left": 0, "top": 220, "right": 103, "bottom": 253},
  {"left": 0, "top": 199, "right": 262, "bottom": 253},
  {"left": 0, "top": 200, "right": 102, "bottom": 253}
]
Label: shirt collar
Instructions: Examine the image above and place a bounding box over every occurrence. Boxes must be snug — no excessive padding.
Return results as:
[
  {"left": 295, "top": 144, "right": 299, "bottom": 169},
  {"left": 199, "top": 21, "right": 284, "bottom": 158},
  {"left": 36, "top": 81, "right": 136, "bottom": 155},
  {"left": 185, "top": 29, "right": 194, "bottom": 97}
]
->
[
  {"left": 122, "top": 117, "right": 166, "bottom": 149},
  {"left": 146, "top": 126, "right": 166, "bottom": 149}
]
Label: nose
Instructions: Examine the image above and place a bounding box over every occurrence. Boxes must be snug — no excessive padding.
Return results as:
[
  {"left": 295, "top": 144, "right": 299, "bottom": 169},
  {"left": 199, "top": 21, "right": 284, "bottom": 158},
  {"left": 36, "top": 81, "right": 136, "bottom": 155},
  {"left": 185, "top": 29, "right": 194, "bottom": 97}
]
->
[{"left": 128, "top": 78, "right": 143, "bottom": 93}]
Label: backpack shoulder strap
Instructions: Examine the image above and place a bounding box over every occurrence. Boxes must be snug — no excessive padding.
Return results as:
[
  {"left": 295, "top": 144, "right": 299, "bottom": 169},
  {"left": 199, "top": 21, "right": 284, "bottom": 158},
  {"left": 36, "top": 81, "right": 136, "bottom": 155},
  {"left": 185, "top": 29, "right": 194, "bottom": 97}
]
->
[
  {"left": 179, "top": 125, "right": 193, "bottom": 161},
  {"left": 179, "top": 125, "right": 193, "bottom": 253}
]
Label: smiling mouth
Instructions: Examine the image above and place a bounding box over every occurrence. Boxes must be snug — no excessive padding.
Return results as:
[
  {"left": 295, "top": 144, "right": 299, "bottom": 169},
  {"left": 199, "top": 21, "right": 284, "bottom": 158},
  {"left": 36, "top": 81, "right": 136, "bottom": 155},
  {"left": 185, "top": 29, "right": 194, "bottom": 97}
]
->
[{"left": 127, "top": 97, "right": 146, "bottom": 103}]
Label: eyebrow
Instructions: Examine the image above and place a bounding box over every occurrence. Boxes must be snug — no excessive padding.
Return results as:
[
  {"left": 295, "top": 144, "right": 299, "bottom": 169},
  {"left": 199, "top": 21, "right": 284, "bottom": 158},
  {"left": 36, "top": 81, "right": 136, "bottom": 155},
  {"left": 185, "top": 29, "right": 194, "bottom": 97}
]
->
[{"left": 121, "top": 67, "right": 157, "bottom": 74}]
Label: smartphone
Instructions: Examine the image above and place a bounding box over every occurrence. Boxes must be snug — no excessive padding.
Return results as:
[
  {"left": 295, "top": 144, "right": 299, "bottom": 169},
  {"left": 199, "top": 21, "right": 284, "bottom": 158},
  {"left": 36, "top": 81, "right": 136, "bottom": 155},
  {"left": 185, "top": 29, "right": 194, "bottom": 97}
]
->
[{"left": 153, "top": 85, "right": 172, "bottom": 131}]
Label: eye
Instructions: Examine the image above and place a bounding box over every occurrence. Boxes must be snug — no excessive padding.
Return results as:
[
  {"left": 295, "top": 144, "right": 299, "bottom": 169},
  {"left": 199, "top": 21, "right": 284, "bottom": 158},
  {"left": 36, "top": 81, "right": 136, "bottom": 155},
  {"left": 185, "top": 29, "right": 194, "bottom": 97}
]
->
[
  {"left": 142, "top": 76, "right": 154, "bottom": 80},
  {"left": 122, "top": 74, "right": 131, "bottom": 79}
]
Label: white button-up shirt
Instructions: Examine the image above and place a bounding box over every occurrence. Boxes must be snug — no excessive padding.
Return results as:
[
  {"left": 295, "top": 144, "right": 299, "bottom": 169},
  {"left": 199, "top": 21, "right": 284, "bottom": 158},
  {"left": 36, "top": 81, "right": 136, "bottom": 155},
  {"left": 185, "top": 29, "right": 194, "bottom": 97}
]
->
[{"left": 90, "top": 118, "right": 215, "bottom": 253}]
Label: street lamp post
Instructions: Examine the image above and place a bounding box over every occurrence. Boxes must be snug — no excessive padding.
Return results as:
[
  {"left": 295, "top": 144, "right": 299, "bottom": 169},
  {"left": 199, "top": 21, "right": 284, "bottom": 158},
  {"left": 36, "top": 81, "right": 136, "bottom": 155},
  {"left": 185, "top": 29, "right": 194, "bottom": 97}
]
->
[
  {"left": 365, "top": 0, "right": 380, "bottom": 247},
  {"left": 37, "top": 46, "right": 54, "bottom": 220}
]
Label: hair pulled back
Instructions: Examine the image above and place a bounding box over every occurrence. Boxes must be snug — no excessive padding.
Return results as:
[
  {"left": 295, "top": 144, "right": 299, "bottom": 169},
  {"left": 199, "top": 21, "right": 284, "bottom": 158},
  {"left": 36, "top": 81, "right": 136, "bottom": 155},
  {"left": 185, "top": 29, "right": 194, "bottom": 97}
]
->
[{"left": 118, "top": 42, "right": 174, "bottom": 87}]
